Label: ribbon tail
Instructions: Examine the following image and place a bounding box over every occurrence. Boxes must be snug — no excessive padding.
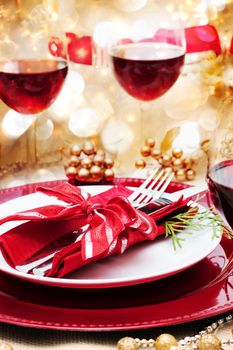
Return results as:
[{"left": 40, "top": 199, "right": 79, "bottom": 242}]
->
[{"left": 81, "top": 208, "right": 126, "bottom": 261}]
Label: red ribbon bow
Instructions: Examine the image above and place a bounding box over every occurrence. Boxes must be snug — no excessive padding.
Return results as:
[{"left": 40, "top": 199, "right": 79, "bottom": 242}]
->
[
  {"left": 0, "top": 183, "right": 157, "bottom": 274},
  {"left": 0, "top": 183, "right": 191, "bottom": 277}
]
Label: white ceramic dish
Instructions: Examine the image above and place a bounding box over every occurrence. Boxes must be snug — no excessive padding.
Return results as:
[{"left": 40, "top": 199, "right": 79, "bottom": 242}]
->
[{"left": 0, "top": 185, "right": 221, "bottom": 288}]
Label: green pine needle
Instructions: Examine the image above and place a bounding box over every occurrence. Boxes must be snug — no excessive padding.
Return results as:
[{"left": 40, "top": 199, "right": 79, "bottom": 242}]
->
[{"left": 164, "top": 203, "right": 232, "bottom": 250}]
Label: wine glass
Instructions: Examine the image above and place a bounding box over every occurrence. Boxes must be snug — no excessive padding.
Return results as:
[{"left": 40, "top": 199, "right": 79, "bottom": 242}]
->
[
  {"left": 206, "top": 97, "right": 233, "bottom": 230},
  {"left": 107, "top": 8, "right": 186, "bottom": 102},
  {"left": 0, "top": 9, "right": 68, "bottom": 115}
]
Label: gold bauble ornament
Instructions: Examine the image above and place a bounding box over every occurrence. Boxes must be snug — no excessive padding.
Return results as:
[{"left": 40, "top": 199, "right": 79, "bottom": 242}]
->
[
  {"left": 93, "top": 154, "right": 104, "bottom": 167},
  {"left": 117, "top": 337, "right": 138, "bottom": 350},
  {"left": 135, "top": 159, "right": 146, "bottom": 169},
  {"left": 151, "top": 148, "right": 162, "bottom": 160},
  {"left": 104, "top": 168, "right": 114, "bottom": 182},
  {"left": 140, "top": 145, "right": 151, "bottom": 157},
  {"left": 77, "top": 168, "right": 90, "bottom": 182},
  {"left": 83, "top": 141, "right": 96, "bottom": 155},
  {"left": 182, "top": 157, "right": 193, "bottom": 169},
  {"left": 186, "top": 169, "right": 196, "bottom": 181},
  {"left": 81, "top": 157, "right": 92, "bottom": 169},
  {"left": 172, "top": 148, "right": 183, "bottom": 159},
  {"left": 154, "top": 333, "right": 177, "bottom": 350},
  {"left": 0, "top": 342, "right": 14, "bottom": 350},
  {"left": 65, "top": 166, "right": 77, "bottom": 180},
  {"left": 69, "top": 155, "right": 80, "bottom": 167},
  {"left": 197, "top": 334, "right": 221, "bottom": 350},
  {"left": 70, "top": 144, "right": 82, "bottom": 156},
  {"left": 172, "top": 158, "right": 183, "bottom": 171},
  {"left": 161, "top": 154, "right": 172, "bottom": 167},
  {"left": 147, "top": 339, "right": 155, "bottom": 348},
  {"left": 145, "top": 138, "right": 155, "bottom": 148},
  {"left": 96, "top": 149, "right": 105, "bottom": 157},
  {"left": 175, "top": 169, "right": 186, "bottom": 181},
  {"left": 90, "top": 165, "right": 102, "bottom": 180},
  {"left": 104, "top": 158, "right": 114, "bottom": 169},
  {"left": 140, "top": 339, "right": 147, "bottom": 348}
]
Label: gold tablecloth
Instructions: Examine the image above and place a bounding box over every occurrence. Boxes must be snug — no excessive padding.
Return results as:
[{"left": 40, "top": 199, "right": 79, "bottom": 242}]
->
[{"left": 0, "top": 315, "right": 229, "bottom": 350}]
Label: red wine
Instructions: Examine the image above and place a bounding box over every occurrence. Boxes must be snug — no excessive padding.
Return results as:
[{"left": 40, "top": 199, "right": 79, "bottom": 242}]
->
[
  {"left": 111, "top": 43, "right": 185, "bottom": 101},
  {"left": 0, "top": 59, "right": 68, "bottom": 114},
  {"left": 207, "top": 159, "right": 233, "bottom": 229}
]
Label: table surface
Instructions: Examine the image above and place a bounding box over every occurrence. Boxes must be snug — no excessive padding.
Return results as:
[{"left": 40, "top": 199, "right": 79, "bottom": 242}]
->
[{"left": 0, "top": 315, "right": 229, "bottom": 350}]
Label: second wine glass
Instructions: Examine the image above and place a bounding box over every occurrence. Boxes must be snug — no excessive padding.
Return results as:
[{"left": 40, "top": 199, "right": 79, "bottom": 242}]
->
[{"left": 109, "top": 8, "right": 186, "bottom": 102}]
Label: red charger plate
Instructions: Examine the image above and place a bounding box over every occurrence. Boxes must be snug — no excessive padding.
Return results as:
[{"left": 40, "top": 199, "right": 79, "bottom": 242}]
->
[{"left": 0, "top": 178, "right": 232, "bottom": 331}]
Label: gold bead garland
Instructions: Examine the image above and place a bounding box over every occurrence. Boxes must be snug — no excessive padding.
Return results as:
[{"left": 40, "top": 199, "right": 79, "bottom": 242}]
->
[
  {"left": 116, "top": 314, "right": 233, "bottom": 350},
  {"left": 135, "top": 138, "right": 200, "bottom": 182},
  {"left": 0, "top": 316, "right": 233, "bottom": 350},
  {"left": 65, "top": 141, "right": 115, "bottom": 184}
]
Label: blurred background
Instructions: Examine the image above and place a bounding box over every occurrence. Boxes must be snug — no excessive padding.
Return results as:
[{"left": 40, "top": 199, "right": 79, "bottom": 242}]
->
[{"left": 0, "top": 0, "right": 232, "bottom": 188}]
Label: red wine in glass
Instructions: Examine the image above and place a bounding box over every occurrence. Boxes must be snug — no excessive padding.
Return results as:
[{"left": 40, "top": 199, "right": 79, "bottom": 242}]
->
[
  {"left": 110, "top": 42, "right": 185, "bottom": 101},
  {"left": 0, "top": 59, "right": 68, "bottom": 114},
  {"left": 207, "top": 159, "right": 233, "bottom": 229}
]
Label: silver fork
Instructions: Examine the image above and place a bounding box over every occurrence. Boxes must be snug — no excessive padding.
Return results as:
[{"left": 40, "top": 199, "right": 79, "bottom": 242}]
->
[{"left": 129, "top": 167, "right": 174, "bottom": 209}]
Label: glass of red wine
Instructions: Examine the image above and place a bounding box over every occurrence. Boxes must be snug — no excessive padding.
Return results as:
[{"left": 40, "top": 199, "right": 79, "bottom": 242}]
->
[
  {"left": 207, "top": 98, "right": 233, "bottom": 230},
  {"left": 108, "top": 8, "right": 186, "bottom": 102},
  {"left": 0, "top": 14, "right": 68, "bottom": 115}
]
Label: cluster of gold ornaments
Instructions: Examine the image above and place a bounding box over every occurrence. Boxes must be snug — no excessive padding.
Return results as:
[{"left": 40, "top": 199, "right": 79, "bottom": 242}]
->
[
  {"left": 65, "top": 141, "right": 115, "bottom": 183},
  {"left": 135, "top": 138, "right": 197, "bottom": 182},
  {"left": 116, "top": 314, "right": 233, "bottom": 350}
]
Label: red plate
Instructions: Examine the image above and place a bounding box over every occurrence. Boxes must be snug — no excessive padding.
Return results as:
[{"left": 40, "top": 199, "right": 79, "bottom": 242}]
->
[{"left": 0, "top": 179, "right": 232, "bottom": 331}]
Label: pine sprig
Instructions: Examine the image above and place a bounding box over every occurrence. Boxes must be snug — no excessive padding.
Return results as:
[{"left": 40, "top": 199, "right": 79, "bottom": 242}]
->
[{"left": 164, "top": 204, "right": 231, "bottom": 250}]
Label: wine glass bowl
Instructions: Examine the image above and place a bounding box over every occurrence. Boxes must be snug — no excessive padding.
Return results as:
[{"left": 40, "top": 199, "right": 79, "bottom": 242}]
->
[
  {"left": 108, "top": 9, "right": 186, "bottom": 102},
  {"left": 206, "top": 98, "right": 233, "bottom": 230},
  {"left": 0, "top": 59, "right": 68, "bottom": 114},
  {"left": 0, "top": 14, "right": 68, "bottom": 115}
]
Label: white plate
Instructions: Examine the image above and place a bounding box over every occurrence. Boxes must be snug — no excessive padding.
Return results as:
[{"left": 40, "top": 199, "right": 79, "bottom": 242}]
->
[{"left": 0, "top": 185, "right": 221, "bottom": 289}]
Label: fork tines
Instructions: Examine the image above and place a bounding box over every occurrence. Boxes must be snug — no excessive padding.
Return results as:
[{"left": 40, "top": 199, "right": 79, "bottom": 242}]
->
[{"left": 129, "top": 168, "right": 173, "bottom": 208}]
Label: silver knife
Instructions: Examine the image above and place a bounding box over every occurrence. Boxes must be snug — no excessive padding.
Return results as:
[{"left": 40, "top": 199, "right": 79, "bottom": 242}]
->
[{"left": 162, "top": 184, "right": 208, "bottom": 202}]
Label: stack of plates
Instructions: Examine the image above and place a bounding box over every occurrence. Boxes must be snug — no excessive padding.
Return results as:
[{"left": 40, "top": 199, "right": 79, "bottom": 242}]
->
[{"left": 0, "top": 178, "right": 231, "bottom": 331}]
